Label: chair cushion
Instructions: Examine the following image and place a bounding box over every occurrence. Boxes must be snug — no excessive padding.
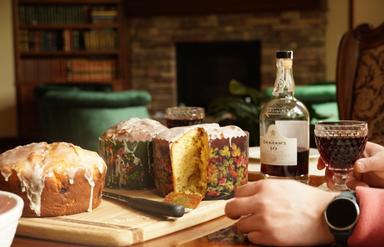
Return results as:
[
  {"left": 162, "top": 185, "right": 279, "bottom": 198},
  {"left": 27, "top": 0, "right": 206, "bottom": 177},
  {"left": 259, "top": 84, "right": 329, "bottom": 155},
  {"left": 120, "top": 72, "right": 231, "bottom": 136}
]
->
[
  {"left": 36, "top": 86, "right": 152, "bottom": 150},
  {"left": 265, "top": 83, "right": 336, "bottom": 104},
  {"left": 42, "top": 106, "right": 150, "bottom": 151},
  {"left": 295, "top": 84, "right": 336, "bottom": 104},
  {"left": 42, "top": 90, "right": 151, "bottom": 108}
]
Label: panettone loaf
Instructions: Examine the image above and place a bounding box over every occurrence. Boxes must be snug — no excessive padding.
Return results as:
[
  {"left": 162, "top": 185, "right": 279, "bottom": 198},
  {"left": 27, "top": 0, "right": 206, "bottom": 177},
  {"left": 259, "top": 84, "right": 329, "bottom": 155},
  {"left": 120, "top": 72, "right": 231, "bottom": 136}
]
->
[
  {"left": 204, "top": 125, "right": 249, "bottom": 199},
  {"left": 153, "top": 124, "right": 248, "bottom": 199},
  {"left": 0, "top": 142, "right": 107, "bottom": 217},
  {"left": 99, "top": 118, "right": 168, "bottom": 189},
  {"left": 153, "top": 125, "right": 210, "bottom": 196}
]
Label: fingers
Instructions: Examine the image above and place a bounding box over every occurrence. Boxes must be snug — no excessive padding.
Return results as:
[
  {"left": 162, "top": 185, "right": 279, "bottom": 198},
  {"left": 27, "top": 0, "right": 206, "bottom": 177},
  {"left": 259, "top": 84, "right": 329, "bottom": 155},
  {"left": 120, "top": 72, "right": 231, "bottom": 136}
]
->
[
  {"left": 346, "top": 178, "right": 368, "bottom": 190},
  {"left": 235, "top": 215, "right": 272, "bottom": 246},
  {"left": 363, "top": 142, "right": 384, "bottom": 157},
  {"left": 355, "top": 151, "right": 384, "bottom": 173},
  {"left": 235, "top": 214, "right": 260, "bottom": 233},
  {"left": 352, "top": 168, "right": 362, "bottom": 181},
  {"left": 247, "top": 231, "right": 277, "bottom": 246},
  {"left": 225, "top": 196, "right": 259, "bottom": 220},
  {"left": 317, "top": 157, "right": 325, "bottom": 170},
  {"left": 226, "top": 181, "right": 266, "bottom": 219},
  {"left": 234, "top": 181, "right": 262, "bottom": 197}
]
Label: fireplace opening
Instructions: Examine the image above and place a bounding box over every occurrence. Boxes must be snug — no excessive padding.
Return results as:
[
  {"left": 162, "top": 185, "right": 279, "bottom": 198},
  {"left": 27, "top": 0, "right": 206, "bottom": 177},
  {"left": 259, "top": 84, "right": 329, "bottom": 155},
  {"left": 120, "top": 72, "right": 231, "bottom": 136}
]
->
[{"left": 176, "top": 41, "right": 261, "bottom": 109}]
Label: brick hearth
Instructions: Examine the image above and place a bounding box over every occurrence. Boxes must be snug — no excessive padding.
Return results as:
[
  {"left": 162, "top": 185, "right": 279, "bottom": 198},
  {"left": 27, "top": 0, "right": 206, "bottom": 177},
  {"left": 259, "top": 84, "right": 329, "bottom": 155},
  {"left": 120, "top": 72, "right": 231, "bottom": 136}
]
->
[{"left": 128, "top": 10, "right": 326, "bottom": 114}]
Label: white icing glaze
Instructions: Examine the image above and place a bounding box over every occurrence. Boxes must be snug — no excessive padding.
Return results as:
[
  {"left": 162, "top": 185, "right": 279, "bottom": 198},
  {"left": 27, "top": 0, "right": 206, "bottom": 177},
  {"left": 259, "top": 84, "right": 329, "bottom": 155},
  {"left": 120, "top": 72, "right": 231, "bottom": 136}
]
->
[
  {"left": 0, "top": 170, "right": 11, "bottom": 182},
  {"left": 204, "top": 125, "right": 247, "bottom": 140},
  {"left": 18, "top": 164, "right": 45, "bottom": 216},
  {"left": 66, "top": 167, "right": 78, "bottom": 185},
  {"left": 205, "top": 125, "right": 246, "bottom": 148},
  {"left": 88, "top": 183, "right": 95, "bottom": 212},
  {"left": 100, "top": 118, "right": 168, "bottom": 142},
  {"left": 155, "top": 123, "right": 246, "bottom": 143},
  {"left": 84, "top": 168, "right": 95, "bottom": 212},
  {"left": 156, "top": 123, "right": 219, "bottom": 142},
  {"left": 0, "top": 142, "right": 106, "bottom": 216}
]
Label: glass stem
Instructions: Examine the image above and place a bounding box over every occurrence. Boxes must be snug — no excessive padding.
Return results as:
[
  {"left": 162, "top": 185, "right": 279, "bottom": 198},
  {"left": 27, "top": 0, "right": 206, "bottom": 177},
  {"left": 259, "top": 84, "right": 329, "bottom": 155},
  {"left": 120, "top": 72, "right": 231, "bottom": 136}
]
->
[{"left": 332, "top": 171, "right": 350, "bottom": 191}]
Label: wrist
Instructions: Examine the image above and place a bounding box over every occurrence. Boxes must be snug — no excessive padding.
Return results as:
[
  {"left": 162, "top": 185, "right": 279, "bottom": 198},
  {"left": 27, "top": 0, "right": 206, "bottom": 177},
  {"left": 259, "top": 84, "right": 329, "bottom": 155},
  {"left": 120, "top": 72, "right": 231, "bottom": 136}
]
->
[{"left": 324, "top": 192, "right": 360, "bottom": 246}]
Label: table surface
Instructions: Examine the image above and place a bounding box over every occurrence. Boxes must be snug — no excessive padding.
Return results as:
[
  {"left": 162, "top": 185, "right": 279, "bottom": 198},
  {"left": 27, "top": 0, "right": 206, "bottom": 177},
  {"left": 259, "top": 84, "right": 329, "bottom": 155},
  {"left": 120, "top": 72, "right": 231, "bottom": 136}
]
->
[
  {"left": 13, "top": 216, "right": 243, "bottom": 247},
  {"left": 11, "top": 160, "right": 325, "bottom": 247}
]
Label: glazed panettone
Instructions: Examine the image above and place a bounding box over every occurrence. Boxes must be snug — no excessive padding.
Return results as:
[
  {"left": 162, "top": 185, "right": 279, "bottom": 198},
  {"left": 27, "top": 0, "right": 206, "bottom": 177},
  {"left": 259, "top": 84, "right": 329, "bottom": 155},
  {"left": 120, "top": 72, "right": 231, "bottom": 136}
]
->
[
  {"left": 0, "top": 142, "right": 107, "bottom": 217},
  {"left": 99, "top": 118, "right": 168, "bottom": 189},
  {"left": 153, "top": 124, "right": 248, "bottom": 199}
]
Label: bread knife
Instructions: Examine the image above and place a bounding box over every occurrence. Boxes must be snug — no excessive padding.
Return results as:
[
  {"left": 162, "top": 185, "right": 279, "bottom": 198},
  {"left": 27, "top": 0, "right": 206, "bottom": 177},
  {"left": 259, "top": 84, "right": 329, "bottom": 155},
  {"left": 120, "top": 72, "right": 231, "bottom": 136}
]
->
[{"left": 102, "top": 191, "right": 185, "bottom": 218}]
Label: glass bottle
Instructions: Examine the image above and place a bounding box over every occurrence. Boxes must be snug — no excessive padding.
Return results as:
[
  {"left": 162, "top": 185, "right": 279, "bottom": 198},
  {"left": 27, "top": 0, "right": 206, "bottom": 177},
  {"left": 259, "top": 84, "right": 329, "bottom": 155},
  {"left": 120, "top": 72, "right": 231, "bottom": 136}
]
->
[{"left": 259, "top": 50, "right": 310, "bottom": 182}]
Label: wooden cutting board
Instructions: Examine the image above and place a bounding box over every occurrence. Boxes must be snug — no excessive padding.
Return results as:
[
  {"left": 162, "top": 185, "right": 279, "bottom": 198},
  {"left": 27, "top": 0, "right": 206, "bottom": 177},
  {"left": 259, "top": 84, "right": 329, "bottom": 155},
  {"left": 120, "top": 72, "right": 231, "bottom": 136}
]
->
[{"left": 16, "top": 189, "right": 227, "bottom": 247}]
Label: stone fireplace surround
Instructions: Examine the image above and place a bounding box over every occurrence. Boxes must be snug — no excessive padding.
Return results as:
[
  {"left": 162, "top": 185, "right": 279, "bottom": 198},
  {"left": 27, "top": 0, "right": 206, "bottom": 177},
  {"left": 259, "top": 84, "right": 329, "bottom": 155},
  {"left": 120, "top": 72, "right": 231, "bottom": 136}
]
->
[{"left": 127, "top": 10, "right": 326, "bottom": 114}]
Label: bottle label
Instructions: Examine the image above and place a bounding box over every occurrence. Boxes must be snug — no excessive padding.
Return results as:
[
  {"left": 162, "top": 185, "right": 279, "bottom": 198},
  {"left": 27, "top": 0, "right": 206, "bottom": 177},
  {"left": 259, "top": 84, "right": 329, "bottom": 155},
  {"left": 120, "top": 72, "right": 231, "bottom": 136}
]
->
[
  {"left": 275, "top": 120, "right": 309, "bottom": 148},
  {"left": 260, "top": 124, "right": 298, "bottom": 166}
]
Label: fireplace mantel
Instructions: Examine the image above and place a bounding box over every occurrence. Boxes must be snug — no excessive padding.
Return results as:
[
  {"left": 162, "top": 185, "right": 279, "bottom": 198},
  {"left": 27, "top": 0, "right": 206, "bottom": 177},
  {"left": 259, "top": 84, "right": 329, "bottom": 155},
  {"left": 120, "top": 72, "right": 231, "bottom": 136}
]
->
[
  {"left": 125, "top": 0, "right": 326, "bottom": 17},
  {"left": 126, "top": 1, "right": 327, "bottom": 114}
]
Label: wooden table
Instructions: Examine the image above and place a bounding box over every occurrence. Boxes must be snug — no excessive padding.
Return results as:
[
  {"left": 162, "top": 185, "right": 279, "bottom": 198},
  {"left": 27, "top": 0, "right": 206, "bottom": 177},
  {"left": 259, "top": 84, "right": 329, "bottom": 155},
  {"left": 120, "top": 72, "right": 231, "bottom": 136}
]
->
[
  {"left": 12, "top": 159, "right": 325, "bottom": 247},
  {"left": 12, "top": 216, "right": 244, "bottom": 247}
]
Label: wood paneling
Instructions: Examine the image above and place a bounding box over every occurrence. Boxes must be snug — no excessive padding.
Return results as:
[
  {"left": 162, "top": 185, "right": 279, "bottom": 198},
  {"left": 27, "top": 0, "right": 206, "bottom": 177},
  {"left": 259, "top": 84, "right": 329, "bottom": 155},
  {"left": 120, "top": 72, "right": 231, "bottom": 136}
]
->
[{"left": 125, "top": 0, "right": 327, "bottom": 17}]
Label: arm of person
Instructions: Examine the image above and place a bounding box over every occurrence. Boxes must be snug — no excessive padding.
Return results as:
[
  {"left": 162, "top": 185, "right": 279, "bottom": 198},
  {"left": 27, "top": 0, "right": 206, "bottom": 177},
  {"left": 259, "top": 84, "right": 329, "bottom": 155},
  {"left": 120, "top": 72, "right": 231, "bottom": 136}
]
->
[
  {"left": 225, "top": 180, "right": 384, "bottom": 246},
  {"left": 225, "top": 179, "right": 337, "bottom": 246},
  {"left": 349, "top": 186, "right": 384, "bottom": 246}
]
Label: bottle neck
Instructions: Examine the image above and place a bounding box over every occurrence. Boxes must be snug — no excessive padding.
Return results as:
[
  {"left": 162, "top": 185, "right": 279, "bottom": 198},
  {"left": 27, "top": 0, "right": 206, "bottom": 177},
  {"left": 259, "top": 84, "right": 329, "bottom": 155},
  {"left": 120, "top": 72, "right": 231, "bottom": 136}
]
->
[{"left": 272, "top": 58, "right": 295, "bottom": 97}]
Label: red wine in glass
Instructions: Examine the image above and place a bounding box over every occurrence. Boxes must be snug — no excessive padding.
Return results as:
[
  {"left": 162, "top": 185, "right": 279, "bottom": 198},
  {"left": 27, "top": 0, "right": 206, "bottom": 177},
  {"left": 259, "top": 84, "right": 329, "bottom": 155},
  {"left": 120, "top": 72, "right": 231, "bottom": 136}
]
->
[
  {"left": 315, "top": 136, "right": 367, "bottom": 171},
  {"left": 314, "top": 120, "right": 368, "bottom": 191}
]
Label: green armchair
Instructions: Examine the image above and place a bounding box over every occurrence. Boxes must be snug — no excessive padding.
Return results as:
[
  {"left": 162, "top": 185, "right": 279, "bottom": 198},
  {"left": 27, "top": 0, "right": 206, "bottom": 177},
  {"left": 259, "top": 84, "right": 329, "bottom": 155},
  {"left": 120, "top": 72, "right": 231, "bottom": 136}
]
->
[
  {"left": 37, "top": 86, "right": 151, "bottom": 151},
  {"left": 266, "top": 83, "right": 339, "bottom": 123}
]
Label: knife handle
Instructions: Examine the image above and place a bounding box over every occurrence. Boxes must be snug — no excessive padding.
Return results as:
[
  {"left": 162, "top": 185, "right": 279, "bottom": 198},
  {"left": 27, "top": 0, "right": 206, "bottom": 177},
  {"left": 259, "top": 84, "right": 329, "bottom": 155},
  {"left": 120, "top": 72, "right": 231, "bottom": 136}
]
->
[{"left": 128, "top": 197, "right": 185, "bottom": 218}]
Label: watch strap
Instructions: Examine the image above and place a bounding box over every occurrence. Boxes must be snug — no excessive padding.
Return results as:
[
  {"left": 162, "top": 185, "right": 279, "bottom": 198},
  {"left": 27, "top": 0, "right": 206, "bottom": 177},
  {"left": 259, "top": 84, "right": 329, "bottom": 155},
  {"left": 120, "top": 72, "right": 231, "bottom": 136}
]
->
[
  {"left": 328, "top": 192, "right": 358, "bottom": 247},
  {"left": 331, "top": 227, "right": 351, "bottom": 247}
]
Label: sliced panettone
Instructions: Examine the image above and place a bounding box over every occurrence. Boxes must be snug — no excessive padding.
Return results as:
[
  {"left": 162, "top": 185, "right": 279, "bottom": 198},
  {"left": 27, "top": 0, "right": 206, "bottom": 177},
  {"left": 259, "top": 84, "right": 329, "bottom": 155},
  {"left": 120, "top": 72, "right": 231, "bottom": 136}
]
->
[
  {"left": 153, "top": 125, "right": 211, "bottom": 197},
  {"left": 153, "top": 123, "right": 248, "bottom": 200}
]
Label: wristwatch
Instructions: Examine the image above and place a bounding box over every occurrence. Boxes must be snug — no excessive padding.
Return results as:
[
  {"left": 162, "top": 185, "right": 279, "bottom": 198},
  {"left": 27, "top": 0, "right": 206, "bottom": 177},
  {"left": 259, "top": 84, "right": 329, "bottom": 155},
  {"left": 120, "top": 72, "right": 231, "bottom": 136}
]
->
[{"left": 324, "top": 191, "right": 360, "bottom": 246}]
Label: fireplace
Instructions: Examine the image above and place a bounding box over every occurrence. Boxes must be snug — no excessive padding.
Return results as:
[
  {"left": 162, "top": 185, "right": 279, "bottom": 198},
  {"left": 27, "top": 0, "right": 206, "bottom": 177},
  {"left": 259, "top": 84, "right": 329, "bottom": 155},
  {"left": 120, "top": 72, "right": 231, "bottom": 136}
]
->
[
  {"left": 176, "top": 41, "right": 261, "bottom": 108},
  {"left": 129, "top": 10, "right": 326, "bottom": 114}
]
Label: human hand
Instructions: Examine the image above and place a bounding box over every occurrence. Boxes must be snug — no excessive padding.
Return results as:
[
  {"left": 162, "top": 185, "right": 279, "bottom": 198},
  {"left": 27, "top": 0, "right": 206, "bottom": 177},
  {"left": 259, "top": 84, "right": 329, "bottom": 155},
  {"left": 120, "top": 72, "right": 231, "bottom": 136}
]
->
[
  {"left": 225, "top": 179, "right": 337, "bottom": 246},
  {"left": 317, "top": 141, "right": 384, "bottom": 189}
]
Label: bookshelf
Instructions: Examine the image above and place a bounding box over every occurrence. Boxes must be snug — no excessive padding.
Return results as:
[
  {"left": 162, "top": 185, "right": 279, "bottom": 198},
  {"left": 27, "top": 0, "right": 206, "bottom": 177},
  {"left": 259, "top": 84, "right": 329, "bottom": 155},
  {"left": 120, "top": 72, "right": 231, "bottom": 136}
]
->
[{"left": 13, "top": 0, "right": 128, "bottom": 138}]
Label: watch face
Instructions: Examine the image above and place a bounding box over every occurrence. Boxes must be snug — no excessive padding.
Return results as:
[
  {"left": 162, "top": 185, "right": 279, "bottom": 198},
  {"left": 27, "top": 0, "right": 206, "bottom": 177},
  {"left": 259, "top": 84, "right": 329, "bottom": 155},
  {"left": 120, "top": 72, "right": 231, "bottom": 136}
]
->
[{"left": 326, "top": 198, "right": 358, "bottom": 229}]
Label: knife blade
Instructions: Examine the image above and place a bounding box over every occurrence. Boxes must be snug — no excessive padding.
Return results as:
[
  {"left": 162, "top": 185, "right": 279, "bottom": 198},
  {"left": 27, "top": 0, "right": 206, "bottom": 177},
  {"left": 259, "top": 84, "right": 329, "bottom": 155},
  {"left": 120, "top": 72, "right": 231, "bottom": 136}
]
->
[{"left": 102, "top": 191, "right": 185, "bottom": 218}]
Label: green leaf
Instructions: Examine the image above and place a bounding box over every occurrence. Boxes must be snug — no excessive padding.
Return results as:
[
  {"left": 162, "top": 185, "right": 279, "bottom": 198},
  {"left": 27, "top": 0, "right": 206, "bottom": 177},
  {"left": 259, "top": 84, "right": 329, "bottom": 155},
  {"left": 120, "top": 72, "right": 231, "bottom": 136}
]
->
[{"left": 229, "top": 79, "right": 270, "bottom": 103}]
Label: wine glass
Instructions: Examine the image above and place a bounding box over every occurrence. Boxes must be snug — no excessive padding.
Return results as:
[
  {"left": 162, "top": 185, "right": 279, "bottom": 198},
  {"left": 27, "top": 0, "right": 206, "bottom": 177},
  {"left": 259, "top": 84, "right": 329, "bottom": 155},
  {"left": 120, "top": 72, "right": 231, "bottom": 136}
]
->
[{"left": 314, "top": 120, "right": 368, "bottom": 191}]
